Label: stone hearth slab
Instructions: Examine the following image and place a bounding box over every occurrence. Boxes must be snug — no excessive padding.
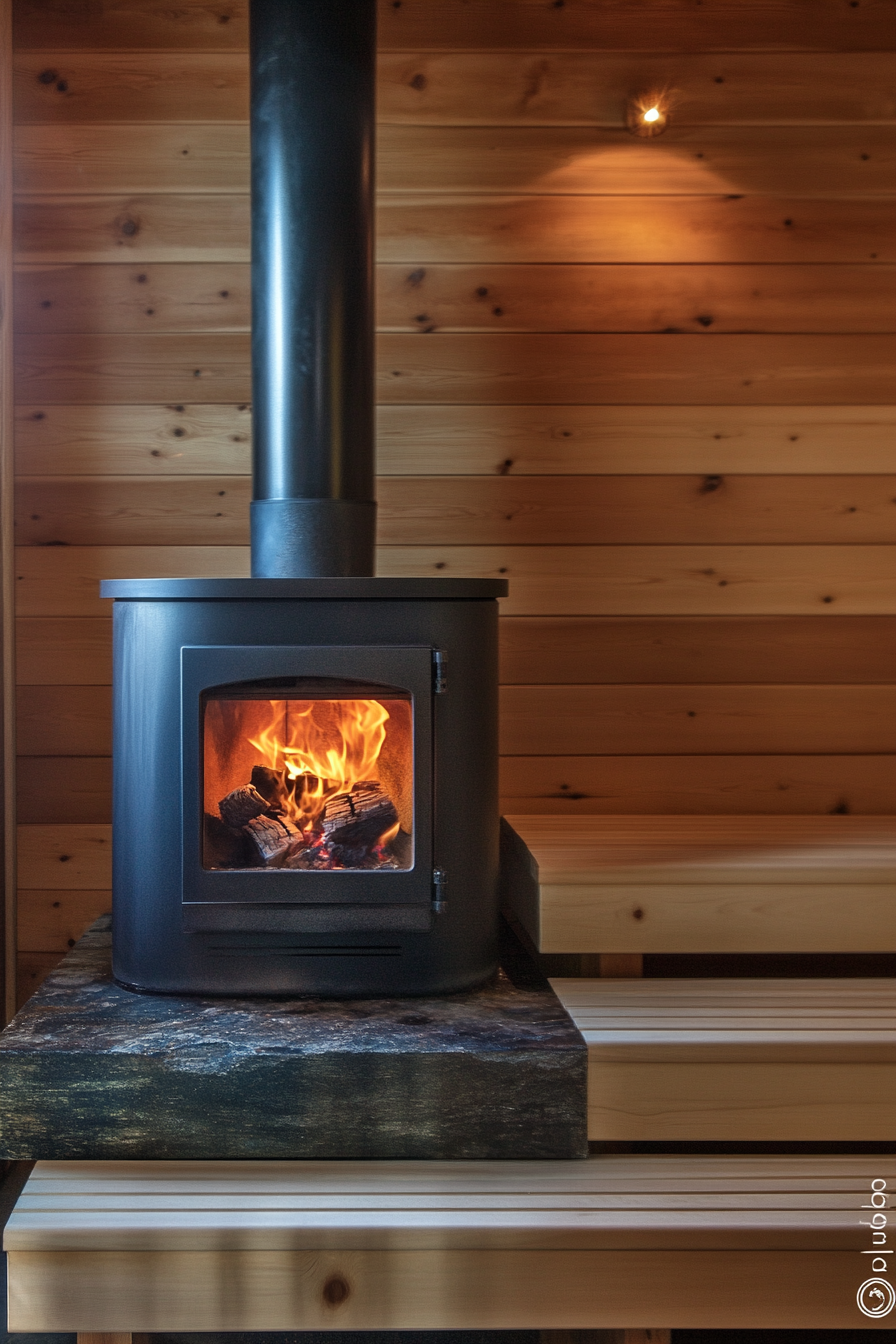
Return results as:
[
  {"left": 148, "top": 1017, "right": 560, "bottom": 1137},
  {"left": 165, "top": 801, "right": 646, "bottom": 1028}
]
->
[{"left": 0, "top": 918, "right": 587, "bottom": 1161}]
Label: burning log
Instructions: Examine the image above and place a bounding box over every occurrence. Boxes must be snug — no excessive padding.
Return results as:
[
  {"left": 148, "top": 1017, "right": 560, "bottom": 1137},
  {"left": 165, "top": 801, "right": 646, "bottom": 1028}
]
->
[
  {"left": 244, "top": 813, "right": 303, "bottom": 867},
  {"left": 203, "top": 812, "right": 255, "bottom": 869},
  {"left": 218, "top": 780, "right": 301, "bottom": 866},
  {"left": 320, "top": 782, "right": 398, "bottom": 849},
  {"left": 250, "top": 764, "right": 289, "bottom": 811},
  {"left": 218, "top": 784, "right": 270, "bottom": 829}
]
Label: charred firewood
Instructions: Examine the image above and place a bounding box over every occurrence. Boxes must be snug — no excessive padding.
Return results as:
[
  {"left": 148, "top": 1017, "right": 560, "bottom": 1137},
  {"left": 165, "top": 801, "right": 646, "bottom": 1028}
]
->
[
  {"left": 218, "top": 784, "right": 269, "bottom": 829},
  {"left": 250, "top": 764, "right": 288, "bottom": 812},
  {"left": 203, "top": 812, "right": 255, "bottom": 868},
  {"left": 244, "top": 813, "right": 303, "bottom": 866},
  {"left": 320, "top": 782, "right": 398, "bottom": 850}
]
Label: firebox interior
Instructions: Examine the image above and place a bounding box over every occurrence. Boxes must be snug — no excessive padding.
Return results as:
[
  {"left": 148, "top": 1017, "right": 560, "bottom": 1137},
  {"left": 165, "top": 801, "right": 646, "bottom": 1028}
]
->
[
  {"left": 179, "top": 642, "right": 435, "bottom": 937},
  {"left": 202, "top": 679, "right": 413, "bottom": 873}
]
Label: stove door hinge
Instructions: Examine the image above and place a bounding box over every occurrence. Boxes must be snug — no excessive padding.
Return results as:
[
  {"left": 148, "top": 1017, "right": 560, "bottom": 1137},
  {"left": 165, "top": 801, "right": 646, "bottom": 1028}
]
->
[
  {"left": 432, "top": 648, "right": 448, "bottom": 694},
  {"left": 432, "top": 867, "right": 448, "bottom": 914}
]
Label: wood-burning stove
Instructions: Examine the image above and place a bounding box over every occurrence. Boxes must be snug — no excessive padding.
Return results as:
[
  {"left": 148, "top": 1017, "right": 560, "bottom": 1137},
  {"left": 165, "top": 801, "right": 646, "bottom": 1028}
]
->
[
  {"left": 101, "top": 0, "right": 507, "bottom": 995},
  {"left": 101, "top": 577, "right": 503, "bottom": 994}
]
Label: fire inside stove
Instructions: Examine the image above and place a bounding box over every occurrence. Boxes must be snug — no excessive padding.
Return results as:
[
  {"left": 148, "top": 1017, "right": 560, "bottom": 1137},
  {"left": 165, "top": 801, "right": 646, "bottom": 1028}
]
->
[{"left": 202, "top": 686, "right": 413, "bottom": 872}]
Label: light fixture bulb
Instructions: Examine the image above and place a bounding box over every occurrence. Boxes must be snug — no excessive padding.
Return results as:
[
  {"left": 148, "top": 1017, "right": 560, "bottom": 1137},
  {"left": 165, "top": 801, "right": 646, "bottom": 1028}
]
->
[{"left": 626, "top": 94, "right": 669, "bottom": 137}]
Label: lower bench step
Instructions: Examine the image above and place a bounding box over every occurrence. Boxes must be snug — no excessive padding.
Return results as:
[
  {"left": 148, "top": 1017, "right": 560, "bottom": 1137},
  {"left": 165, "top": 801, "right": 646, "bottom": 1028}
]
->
[
  {"left": 5, "top": 1156, "right": 894, "bottom": 1331},
  {"left": 553, "top": 977, "right": 896, "bottom": 1141}
]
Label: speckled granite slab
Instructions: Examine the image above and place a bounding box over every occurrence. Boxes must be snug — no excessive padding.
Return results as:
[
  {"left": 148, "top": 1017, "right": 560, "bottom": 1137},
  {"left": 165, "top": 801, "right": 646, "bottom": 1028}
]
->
[{"left": 0, "top": 917, "right": 587, "bottom": 1161}]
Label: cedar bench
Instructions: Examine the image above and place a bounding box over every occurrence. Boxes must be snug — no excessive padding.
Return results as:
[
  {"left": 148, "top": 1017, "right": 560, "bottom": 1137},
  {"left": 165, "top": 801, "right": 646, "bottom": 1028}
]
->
[
  {"left": 5, "top": 1156, "right": 894, "bottom": 1333},
  {"left": 502, "top": 815, "right": 896, "bottom": 956},
  {"left": 553, "top": 976, "right": 896, "bottom": 1140},
  {"left": 503, "top": 815, "right": 896, "bottom": 1142}
]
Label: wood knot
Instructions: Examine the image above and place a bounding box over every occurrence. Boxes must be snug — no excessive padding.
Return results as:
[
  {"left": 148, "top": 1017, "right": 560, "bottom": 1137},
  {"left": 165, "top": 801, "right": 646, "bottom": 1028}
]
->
[
  {"left": 700, "top": 474, "right": 723, "bottom": 493},
  {"left": 323, "top": 1276, "right": 350, "bottom": 1306}
]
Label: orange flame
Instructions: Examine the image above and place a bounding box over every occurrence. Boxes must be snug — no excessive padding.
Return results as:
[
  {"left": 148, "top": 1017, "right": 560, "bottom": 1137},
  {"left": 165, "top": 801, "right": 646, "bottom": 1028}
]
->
[{"left": 248, "top": 698, "right": 390, "bottom": 830}]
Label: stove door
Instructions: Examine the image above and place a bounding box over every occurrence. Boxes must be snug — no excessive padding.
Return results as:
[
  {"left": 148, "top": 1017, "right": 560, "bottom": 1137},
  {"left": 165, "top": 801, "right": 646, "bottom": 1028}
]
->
[{"left": 181, "top": 646, "right": 434, "bottom": 932}]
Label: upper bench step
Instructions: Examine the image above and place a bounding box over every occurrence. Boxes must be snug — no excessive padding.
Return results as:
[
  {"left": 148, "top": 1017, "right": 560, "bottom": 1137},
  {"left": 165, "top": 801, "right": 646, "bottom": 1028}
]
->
[
  {"left": 5, "top": 1156, "right": 895, "bottom": 1332},
  {"left": 502, "top": 815, "right": 896, "bottom": 954}
]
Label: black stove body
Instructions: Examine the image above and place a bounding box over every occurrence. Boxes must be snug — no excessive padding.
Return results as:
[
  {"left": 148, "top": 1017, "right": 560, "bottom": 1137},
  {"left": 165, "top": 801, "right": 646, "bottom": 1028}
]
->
[
  {"left": 102, "top": 577, "right": 504, "bottom": 995},
  {"left": 102, "top": 0, "right": 508, "bottom": 995}
]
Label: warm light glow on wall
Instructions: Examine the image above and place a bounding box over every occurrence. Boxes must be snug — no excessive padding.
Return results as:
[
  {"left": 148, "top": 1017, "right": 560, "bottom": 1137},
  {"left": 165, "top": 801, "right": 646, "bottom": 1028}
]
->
[{"left": 626, "top": 93, "right": 670, "bottom": 137}]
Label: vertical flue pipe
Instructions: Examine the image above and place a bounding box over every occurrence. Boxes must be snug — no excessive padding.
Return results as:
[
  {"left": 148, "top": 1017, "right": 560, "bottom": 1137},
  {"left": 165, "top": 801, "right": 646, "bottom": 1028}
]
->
[{"left": 250, "top": 0, "right": 377, "bottom": 577}]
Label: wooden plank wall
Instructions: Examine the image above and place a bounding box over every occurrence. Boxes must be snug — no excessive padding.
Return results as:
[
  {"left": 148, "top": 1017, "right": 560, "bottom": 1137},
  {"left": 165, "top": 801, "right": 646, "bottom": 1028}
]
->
[
  {"left": 1, "top": 0, "right": 15, "bottom": 1022},
  {"left": 10, "top": 0, "right": 896, "bottom": 1001}
]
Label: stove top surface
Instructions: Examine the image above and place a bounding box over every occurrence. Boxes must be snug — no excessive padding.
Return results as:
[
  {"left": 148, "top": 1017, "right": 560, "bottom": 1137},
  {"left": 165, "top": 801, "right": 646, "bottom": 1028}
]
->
[{"left": 101, "top": 576, "right": 509, "bottom": 601}]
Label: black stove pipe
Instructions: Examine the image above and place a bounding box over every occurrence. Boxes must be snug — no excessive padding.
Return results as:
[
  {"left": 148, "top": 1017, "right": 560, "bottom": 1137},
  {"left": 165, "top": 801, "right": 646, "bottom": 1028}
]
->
[{"left": 250, "top": 0, "right": 377, "bottom": 578}]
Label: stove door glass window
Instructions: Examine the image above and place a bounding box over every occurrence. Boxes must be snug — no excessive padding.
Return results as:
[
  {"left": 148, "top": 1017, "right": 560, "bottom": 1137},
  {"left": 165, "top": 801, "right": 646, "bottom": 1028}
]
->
[{"left": 202, "top": 685, "right": 413, "bottom": 872}]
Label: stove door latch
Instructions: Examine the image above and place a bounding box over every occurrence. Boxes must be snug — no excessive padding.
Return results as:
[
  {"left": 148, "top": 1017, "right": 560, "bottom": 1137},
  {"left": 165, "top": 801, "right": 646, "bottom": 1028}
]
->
[
  {"left": 432, "top": 867, "right": 448, "bottom": 914},
  {"left": 432, "top": 648, "right": 448, "bottom": 694}
]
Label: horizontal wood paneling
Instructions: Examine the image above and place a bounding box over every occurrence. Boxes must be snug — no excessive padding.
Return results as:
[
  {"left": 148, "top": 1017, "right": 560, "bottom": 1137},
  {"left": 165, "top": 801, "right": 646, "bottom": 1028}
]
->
[
  {"left": 16, "top": 617, "right": 111, "bottom": 683},
  {"left": 18, "top": 684, "right": 894, "bottom": 758},
  {"left": 17, "top": 475, "right": 896, "bottom": 547},
  {"left": 16, "top": 404, "right": 896, "bottom": 477},
  {"left": 15, "top": 545, "right": 895, "bottom": 618},
  {"left": 19, "top": 753, "right": 896, "bottom": 824},
  {"left": 18, "top": 616, "right": 895, "bottom": 688},
  {"left": 17, "top": 888, "right": 110, "bottom": 951},
  {"left": 14, "top": 124, "right": 896, "bottom": 196},
  {"left": 17, "top": 756, "right": 110, "bottom": 823},
  {"left": 17, "top": 195, "right": 896, "bottom": 265},
  {"left": 14, "top": 546, "right": 252, "bottom": 617},
  {"left": 500, "top": 685, "right": 896, "bottom": 756},
  {"left": 499, "top": 756, "right": 896, "bottom": 815},
  {"left": 499, "top": 617, "right": 896, "bottom": 686},
  {"left": 16, "top": 404, "right": 253, "bottom": 475},
  {"left": 17, "top": 822, "right": 110, "bottom": 887},
  {"left": 13, "top": 52, "right": 896, "bottom": 126},
  {"left": 12, "top": 2, "right": 894, "bottom": 859},
  {"left": 16, "top": 750, "right": 896, "bottom": 826},
  {"left": 14, "top": 51, "right": 251, "bottom": 124},
  {"left": 375, "top": 334, "right": 896, "bottom": 406},
  {"left": 378, "top": 263, "right": 896, "bottom": 335},
  {"left": 17, "top": 686, "right": 111, "bottom": 755},
  {"left": 13, "top": 0, "right": 896, "bottom": 52},
  {"left": 382, "top": 52, "right": 896, "bottom": 126},
  {"left": 12, "top": 0, "right": 252, "bottom": 49},
  {"left": 378, "top": 1, "right": 896, "bottom": 53},
  {"left": 15, "top": 262, "right": 896, "bottom": 335},
  {"left": 22, "top": 755, "right": 895, "bottom": 824},
  {"left": 15, "top": 194, "right": 251, "bottom": 264},
  {"left": 15, "top": 332, "right": 896, "bottom": 404},
  {"left": 15, "top": 262, "right": 252, "bottom": 334}
]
